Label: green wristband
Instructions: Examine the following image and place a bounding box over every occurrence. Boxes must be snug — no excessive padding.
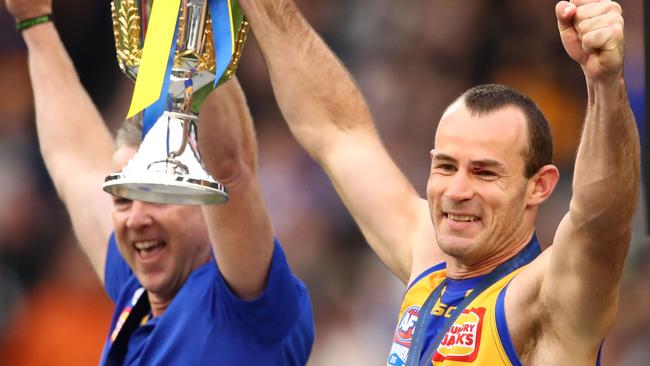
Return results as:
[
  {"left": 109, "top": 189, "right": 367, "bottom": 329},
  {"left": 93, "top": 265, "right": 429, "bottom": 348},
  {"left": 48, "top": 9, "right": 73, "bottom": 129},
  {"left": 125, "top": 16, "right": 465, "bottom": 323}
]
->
[{"left": 16, "top": 14, "right": 52, "bottom": 32}]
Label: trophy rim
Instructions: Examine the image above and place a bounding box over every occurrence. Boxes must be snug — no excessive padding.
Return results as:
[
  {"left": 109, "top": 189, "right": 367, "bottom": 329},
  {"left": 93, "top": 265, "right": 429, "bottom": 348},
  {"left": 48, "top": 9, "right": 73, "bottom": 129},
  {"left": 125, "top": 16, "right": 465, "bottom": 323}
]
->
[{"left": 103, "top": 172, "right": 229, "bottom": 205}]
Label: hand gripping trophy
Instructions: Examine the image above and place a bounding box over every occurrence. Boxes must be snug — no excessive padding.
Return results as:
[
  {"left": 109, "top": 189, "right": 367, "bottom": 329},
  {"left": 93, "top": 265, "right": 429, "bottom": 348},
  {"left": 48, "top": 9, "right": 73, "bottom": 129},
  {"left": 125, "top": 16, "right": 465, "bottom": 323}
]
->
[{"left": 103, "top": 0, "right": 248, "bottom": 204}]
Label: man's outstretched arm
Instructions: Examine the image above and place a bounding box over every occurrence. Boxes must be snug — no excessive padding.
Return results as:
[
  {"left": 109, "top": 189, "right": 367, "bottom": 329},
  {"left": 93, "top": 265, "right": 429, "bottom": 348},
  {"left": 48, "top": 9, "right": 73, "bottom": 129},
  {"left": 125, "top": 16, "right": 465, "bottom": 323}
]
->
[
  {"left": 512, "top": 1, "right": 640, "bottom": 355},
  {"left": 237, "top": 0, "right": 443, "bottom": 283},
  {"left": 8, "top": 0, "right": 115, "bottom": 282},
  {"left": 198, "top": 79, "right": 275, "bottom": 300}
]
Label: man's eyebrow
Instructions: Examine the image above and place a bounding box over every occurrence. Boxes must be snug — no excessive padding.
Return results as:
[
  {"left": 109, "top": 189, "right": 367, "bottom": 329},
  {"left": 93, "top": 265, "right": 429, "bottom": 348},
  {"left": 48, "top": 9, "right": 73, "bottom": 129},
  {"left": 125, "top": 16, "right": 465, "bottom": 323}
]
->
[
  {"left": 432, "top": 153, "right": 457, "bottom": 163},
  {"left": 432, "top": 153, "right": 506, "bottom": 170},
  {"left": 472, "top": 159, "right": 505, "bottom": 170}
]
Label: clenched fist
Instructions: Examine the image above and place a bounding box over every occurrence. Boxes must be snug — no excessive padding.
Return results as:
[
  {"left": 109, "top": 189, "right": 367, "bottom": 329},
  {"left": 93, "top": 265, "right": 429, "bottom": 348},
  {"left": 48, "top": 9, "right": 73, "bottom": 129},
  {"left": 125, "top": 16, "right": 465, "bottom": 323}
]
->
[{"left": 556, "top": 0, "right": 624, "bottom": 82}]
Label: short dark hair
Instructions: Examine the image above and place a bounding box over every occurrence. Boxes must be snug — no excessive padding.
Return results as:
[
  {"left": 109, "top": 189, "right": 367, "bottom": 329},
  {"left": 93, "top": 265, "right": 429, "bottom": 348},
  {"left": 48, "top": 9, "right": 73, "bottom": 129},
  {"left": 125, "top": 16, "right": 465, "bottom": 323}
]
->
[
  {"left": 115, "top": 113, "right": 143, "bottom": 149},
  {"left": 462, "top": 84, "right": 553, "bottom": 178}
]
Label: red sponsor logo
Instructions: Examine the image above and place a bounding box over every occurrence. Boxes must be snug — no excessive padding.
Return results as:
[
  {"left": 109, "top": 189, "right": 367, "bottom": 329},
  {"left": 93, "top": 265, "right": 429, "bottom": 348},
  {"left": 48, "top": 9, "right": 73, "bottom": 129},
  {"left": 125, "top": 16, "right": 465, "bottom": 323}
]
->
[{"left": 432, "top": 307, "right": 485, "bottom": 362}]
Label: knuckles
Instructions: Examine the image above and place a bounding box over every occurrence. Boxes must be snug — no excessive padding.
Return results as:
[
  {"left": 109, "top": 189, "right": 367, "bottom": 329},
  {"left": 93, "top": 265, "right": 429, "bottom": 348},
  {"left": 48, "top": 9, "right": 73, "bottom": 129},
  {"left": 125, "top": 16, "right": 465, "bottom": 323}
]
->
[
  {"left": 573, "top": 3, "right": 624, "bottom": 51},
  {"left": 574, "top": 1, "right": 622, "bottom": 23},
  {"left": 576, "top": 13, "right": 624, "bottom": 38}
]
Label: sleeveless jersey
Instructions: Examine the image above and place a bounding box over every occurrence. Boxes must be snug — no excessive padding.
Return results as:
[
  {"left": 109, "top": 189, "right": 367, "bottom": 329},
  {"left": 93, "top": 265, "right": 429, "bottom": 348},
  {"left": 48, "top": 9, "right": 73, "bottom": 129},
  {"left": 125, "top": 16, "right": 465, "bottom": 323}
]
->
[{"left": 387, "top": 239, "right": 541, "bottom": 366}]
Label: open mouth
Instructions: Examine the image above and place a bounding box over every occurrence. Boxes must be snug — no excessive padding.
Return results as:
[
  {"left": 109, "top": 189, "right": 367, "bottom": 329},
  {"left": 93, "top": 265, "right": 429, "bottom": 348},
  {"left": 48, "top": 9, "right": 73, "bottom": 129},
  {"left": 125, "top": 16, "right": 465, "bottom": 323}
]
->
[
  {"left": 133, "top": 240, "right": 165, "bottom": 260},
  {"left": 444, "top": 213, "right": 480, "bottom": 223}
]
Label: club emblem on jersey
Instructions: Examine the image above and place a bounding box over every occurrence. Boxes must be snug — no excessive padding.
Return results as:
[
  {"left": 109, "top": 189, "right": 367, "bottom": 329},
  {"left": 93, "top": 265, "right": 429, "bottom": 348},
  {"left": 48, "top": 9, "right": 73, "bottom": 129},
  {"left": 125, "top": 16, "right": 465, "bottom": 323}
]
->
[
  {"left": 394, "top": 305, "right": 421, "bottom": 346},
  {"left": 433, "top": 307, "right": 485, "bottom": 362}
]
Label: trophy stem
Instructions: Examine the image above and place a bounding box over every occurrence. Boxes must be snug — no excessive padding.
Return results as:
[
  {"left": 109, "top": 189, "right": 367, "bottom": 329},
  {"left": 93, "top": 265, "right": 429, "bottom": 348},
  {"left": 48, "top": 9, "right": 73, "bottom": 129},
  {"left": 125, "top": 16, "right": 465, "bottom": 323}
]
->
[{"left": 103, "top": 110, "right": 228, "bottom": 205}]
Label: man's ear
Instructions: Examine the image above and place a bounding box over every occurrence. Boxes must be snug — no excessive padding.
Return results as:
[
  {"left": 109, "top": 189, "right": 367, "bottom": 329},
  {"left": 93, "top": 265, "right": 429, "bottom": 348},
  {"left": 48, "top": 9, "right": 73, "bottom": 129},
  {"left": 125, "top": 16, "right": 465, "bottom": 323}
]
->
[{"left": 527, "top": 164, "right": 560, "bottom": 206}]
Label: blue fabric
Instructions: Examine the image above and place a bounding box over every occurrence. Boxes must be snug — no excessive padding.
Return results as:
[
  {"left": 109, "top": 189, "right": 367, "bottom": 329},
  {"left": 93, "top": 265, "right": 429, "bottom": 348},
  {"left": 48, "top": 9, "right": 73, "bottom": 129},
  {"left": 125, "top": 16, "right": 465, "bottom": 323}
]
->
[
  {"left": 124, "top": 317, "right": 158, "bottom": 365},
  {"left": 417, "top": 236, "right": 541, "bottom": 366},
  {"left": 417, "top": 274, "right": 487, "bottom": 366},
  {"left": 495, "top": 284, "right": 522, "bottom": 366},
  {"left": 100, "top": 234, "right": 314, "bottom": 365},
  {"left": 406, "top": 262, "right": 446, "bottom": 291},
  {"left": 141, "top": 1, "right": 235, "bottom": 138},
  {"left": 209, "top": 0, "right": 235, "bottom": 86}
]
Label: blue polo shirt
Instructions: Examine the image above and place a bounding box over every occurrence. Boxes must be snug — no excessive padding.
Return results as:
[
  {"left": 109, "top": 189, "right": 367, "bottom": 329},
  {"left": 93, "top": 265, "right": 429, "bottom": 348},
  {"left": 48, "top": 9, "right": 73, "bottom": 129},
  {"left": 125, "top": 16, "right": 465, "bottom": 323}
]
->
[{"left": 99, "top": 234, "right": 314, "bottom": 365}]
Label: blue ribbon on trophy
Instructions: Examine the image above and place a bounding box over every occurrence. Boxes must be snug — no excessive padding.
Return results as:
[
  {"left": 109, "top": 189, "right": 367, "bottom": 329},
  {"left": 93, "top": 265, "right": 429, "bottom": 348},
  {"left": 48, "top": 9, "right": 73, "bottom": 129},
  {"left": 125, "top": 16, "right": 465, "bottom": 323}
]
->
[
  {"left": 131, "top": 0, "right": 237, "bottom": 138},
  {"left": 104, "top": 0, "right": 248, "bottom": 205}
]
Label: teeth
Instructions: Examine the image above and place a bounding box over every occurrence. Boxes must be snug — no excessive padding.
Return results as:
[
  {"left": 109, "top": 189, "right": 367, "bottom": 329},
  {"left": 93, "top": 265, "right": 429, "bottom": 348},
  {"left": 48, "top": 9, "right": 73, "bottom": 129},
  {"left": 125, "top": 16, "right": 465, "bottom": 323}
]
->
[
  {"left": 134, "top": 240, "right": 162, "bottom": 250},
  {"left": 447, "top": 214, "right": 478, "bottom": 222}
]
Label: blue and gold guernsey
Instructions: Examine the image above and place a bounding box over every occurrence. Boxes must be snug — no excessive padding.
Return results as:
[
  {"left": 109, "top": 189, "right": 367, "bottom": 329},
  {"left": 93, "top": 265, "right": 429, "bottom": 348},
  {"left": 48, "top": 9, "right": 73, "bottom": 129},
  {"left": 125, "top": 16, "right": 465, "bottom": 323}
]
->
[{"left": 387, "top": 238, "right": 541, "bottom": 366}]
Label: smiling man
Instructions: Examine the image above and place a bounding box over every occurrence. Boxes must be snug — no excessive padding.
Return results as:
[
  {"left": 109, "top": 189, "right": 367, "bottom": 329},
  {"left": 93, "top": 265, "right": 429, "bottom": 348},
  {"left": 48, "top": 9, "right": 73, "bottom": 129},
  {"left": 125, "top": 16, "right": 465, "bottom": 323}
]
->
[
  {"left": 237, "top": 0, "right": 638, "bottom": 364},
  {"left": 7, "top": 0, "right": 314, "bottom": 364}
]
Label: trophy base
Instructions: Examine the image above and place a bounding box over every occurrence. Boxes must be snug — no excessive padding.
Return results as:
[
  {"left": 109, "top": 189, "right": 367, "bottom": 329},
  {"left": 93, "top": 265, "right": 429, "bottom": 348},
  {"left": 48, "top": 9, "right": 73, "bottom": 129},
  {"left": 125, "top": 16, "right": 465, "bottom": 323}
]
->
[{"left": 103, "top": 172, "right": 228, "bottom": 205}]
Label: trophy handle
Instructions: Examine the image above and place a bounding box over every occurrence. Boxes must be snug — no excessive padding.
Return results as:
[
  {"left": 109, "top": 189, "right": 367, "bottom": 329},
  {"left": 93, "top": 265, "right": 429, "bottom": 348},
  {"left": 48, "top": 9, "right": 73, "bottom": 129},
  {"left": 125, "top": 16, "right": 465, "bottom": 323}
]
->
[{"left": 170, "top": 117, "right": 190, "bottom": 159}]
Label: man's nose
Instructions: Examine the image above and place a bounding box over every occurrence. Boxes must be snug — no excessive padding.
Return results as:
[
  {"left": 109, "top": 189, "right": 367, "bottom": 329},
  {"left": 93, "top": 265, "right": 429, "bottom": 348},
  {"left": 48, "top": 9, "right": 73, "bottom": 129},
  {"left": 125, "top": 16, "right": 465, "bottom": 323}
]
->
[
  {"left": 126, "top": 200, "right": 153, "bottom": 229},
  {"left": 445, "top": 171, "right": 474, "bottom": 202}
]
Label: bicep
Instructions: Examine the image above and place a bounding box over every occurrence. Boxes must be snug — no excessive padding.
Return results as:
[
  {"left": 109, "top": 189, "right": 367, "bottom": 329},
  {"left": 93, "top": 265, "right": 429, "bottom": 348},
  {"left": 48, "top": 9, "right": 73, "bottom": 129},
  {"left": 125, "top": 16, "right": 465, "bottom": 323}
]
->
[
  {"left": 320, "top": 132, "right": 442, "bottom": 282},
  {"left": 540, "top": 214, "right": 629, "bottom": 341}
]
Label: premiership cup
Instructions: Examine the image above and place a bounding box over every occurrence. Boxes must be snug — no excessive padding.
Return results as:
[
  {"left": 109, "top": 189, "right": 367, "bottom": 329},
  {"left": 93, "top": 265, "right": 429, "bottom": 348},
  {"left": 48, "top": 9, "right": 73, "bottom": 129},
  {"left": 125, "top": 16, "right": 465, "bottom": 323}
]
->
[{"left": 103, "top": 0, "right": 248, "bottom": 205}]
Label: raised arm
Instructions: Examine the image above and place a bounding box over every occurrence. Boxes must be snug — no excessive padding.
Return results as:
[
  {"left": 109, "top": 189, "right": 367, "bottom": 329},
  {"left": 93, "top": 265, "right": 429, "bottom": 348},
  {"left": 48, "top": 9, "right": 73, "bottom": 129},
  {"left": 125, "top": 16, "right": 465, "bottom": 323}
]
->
[
  {"left": 521, "top": 0, "right": 639, "bottom": 355},
  {"left": 237, "top": 0, "right": 443, "bottom": 282},
  {"left": 8, "top": 0, "right": 115, "bottom": 282},
  {"left": 197, "top": 78, "right": 274, "bottom": 300}
]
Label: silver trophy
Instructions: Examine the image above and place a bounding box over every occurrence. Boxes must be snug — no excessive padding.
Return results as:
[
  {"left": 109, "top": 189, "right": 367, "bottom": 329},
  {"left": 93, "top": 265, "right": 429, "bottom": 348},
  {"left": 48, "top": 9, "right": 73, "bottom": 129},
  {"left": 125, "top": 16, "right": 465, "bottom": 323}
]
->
[{"left": 103, "top": 0, "right": 248, "bottom": 205}]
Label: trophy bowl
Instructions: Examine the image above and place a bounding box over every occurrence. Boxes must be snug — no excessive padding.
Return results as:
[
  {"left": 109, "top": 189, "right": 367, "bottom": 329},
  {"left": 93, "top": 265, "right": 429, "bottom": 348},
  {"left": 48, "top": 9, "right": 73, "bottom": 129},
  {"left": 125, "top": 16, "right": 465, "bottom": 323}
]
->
[{"left": 103, "top": 0, "right": 248, "bottom": 205}]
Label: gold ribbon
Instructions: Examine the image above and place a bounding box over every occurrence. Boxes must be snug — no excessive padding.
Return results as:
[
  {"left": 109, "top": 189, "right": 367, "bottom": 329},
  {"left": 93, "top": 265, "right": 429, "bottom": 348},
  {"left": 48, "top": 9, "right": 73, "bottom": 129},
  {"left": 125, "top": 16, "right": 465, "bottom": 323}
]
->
[{"left": 126, "top": 0, "right": 181, "bottom": 118}]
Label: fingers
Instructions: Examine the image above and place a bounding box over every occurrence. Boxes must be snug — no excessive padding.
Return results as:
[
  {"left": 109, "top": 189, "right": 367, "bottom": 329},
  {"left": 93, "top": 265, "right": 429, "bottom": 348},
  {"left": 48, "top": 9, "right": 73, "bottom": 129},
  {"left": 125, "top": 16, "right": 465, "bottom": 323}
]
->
[
  {"left": 574, "top": 1, "right": 622, "bottom": 23},
  {"left": 556, "top": 1, "right": 577, "bottom": 29},
  {"left": 576, "top": 10, "right": 623, "bottom": 35},
  {"left": 574, "top": 1, "right": 623, "bottom": 53},
  {"left": 570, "top": 0, "right": 604, "bottom": 6},
  {"left": 581, "top": 22, "right": 623, "bottom": 53}
]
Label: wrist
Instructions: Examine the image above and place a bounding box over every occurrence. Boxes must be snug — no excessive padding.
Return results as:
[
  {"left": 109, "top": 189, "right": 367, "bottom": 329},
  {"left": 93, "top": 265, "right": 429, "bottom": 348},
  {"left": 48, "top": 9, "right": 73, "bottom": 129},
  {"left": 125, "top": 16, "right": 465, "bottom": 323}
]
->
[
  {"left": 585, "top": 74, "right": 627, "bottom": 108},
  {"left": 16, "top": 13, "right": 53, "bottom": 32},
  {"left": 585, "top": 72, "right": 626, "bottom": 90}
]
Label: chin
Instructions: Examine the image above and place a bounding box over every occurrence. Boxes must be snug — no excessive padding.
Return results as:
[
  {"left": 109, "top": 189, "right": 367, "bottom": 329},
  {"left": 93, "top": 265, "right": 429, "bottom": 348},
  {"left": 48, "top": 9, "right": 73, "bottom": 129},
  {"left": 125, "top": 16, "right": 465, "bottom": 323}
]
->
[
  {"left": 436, "top": 233, "right": 478, "bottom": 259},
  {"left": 136, "top": 273, "right": 168, "bottom": 295}
]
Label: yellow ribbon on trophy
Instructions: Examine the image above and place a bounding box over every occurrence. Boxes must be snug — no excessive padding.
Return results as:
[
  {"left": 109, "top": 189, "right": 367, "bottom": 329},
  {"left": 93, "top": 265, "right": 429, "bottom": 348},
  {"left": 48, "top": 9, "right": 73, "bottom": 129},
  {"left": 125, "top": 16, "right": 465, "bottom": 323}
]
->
[{"left": 126, "top": 0, "right": 182, "bottom": 119}]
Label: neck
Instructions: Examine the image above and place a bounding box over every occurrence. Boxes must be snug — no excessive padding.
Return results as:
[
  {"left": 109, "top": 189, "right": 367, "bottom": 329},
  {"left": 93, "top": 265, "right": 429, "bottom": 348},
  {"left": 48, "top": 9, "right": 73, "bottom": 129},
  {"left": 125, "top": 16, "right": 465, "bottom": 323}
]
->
[
  {"left": 148, "top": 293, "right": 172, "bottom": 317},
  {"left": 445, "top": 231, "right": 534, "bottom": 280}
]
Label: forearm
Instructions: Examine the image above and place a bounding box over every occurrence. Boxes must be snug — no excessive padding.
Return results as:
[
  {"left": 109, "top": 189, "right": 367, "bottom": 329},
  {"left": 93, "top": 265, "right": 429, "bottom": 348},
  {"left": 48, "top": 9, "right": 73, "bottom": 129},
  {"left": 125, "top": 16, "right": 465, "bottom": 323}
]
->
[
  {"left": 202, "top": 177, "right": 274, "bottom": 300},
  {"left": 239, "top": 0, "right": 377, "bottom": 159},
  {"left": 199, "top": 79, "right": 274, "bottom": 300},
  {"left": 570, "top": 76, "right": 639, "bottom": 238},
  {"left": 23, "top": 22, "right": 114, "bottom": 199},
  {"left": 238, "top": 0, "right": 429, "bottom": 280}
]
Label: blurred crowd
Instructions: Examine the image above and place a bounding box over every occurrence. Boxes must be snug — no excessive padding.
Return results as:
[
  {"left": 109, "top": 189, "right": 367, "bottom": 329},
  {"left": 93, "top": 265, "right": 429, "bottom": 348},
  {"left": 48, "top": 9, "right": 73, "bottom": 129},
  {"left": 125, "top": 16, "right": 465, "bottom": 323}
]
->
[{"left": 0, "top": 0, "right": 646, "bottom": 365}]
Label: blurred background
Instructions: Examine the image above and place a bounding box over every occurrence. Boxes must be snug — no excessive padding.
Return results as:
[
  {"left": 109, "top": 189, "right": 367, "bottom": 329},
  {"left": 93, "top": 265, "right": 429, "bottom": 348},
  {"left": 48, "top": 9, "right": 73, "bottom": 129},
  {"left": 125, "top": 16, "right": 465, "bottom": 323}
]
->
[{"left": 0, "top": 0, "right": 646, "bottom": 365}]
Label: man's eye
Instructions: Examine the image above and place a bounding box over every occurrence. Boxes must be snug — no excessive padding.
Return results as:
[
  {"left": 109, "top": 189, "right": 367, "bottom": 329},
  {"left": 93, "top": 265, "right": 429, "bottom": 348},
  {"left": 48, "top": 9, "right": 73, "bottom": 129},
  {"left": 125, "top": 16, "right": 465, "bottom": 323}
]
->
[
  {"left": 113, "top": 197, "right": 132, "bottom": 206},
  {"left": 436, "top": 164, "right": 456, "bottom": 172},
  {"left": 475, "top": 170, "right": 496, "bottom": 177}
]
